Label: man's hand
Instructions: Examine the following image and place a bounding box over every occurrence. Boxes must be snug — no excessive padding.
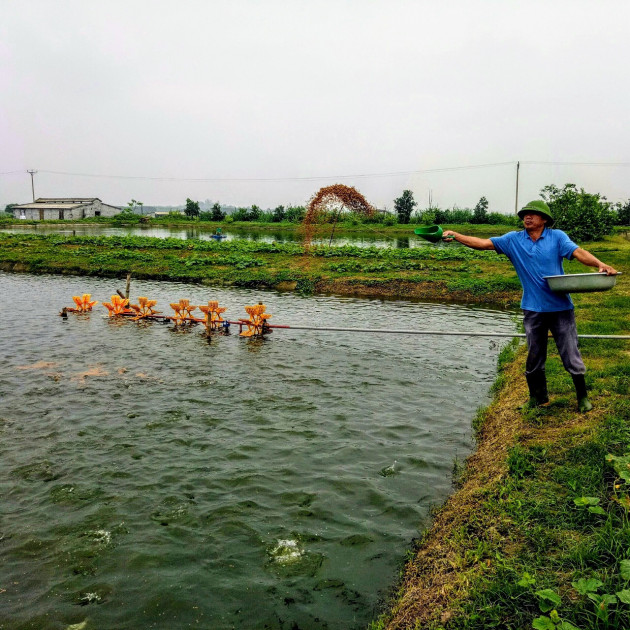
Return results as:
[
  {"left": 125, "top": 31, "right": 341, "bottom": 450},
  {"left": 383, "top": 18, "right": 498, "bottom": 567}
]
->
[
  {"left": 442, "top": 230, "right": 457, "bottom": 242},
  {"left": 598, "top": 263, "right": 618, "bottom": 275}
]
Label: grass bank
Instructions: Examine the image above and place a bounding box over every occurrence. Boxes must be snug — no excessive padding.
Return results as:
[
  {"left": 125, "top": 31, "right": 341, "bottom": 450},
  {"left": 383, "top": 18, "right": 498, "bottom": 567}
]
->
[
  {"left": 0, "top": 230, "right": 522, "bottom": 305},
  {"left": 1, "top": 230, "right": 628, "bottom": 629},
  {"left": 372, "top": 239, "right": 630, "bottom": 629}
]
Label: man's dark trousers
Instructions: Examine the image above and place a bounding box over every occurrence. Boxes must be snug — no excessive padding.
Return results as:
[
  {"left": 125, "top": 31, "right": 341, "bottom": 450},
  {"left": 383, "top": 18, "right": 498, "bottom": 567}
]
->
[{"left": 523, "top": 309, "right": 586, "bottom": 375}]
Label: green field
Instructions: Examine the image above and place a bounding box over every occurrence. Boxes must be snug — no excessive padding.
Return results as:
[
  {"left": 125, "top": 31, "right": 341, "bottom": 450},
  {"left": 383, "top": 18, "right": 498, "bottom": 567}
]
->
[{"left": 0, "top": 228, "right": 522, "bottom": 305}]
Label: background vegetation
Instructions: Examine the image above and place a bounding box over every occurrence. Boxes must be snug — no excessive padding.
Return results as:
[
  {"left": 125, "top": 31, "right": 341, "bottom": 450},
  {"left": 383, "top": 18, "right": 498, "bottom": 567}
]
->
[{"left": 4, "top": 182, "right": 629, "bottom": 235}]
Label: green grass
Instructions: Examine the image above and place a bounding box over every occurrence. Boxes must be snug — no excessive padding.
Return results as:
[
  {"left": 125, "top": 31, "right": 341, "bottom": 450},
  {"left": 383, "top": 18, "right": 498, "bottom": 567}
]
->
[{"left": 0, "top": 232, "right": 521, "bottom": 302}]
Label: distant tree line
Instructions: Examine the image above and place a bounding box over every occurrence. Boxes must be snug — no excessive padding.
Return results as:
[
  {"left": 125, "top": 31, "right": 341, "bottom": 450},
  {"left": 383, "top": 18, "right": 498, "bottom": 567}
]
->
[
  {"left": 200, "top": 204, "right": 308, "bottom": 224},
  {"left": 6, "top": 184, "right": 625, "bottom": 242},
  {"left": 393, "top": 185, "right": 629, "bottom": 240},
  {"left": 109, "top": 188, "right": 628, "bottom": 242}
]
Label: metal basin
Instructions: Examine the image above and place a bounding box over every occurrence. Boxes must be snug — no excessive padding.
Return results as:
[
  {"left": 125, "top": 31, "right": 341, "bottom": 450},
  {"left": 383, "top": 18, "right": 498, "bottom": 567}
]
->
[{"left": 544, "top": 272, "right": 622, "bottom": 293}]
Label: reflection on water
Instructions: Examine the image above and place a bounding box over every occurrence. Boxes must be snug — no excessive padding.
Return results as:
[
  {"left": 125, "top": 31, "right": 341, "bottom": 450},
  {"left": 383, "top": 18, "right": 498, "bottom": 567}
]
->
[
  {"left": 1, "top": 224, "right": 434, "bottom": 248},
  {"left": 0, "top": 272, "right": 516, "bottom": 629}
]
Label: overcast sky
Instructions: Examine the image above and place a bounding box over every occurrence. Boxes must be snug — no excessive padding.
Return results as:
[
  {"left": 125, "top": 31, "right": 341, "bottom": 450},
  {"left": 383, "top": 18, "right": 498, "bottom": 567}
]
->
[{"left": 2, "top": 1, "right": 629, "bottom": 211}]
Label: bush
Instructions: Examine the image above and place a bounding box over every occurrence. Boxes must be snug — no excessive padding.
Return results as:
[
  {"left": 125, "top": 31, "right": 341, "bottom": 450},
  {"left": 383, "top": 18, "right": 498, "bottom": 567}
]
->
[
  {"left": 433, "top": 208, "right": 452, "bottom": 224},
  {"left": 540, "top": 183, "right": 616, "bottom": 241},
  {"left": 285, "top": 206, "right": 306, "bottom": 223},
  {"left": 232, "top": 207, "right": 249, "bottom": 221},
  {"left": 113, "top": 209, "right": 142, "bottom": 224},
  {"left": 420, "top": 210, "right": 437, "bottom": 225},
  {"left": 615, "top": 200, "right": 630, "bottom": 226},
  {"left": 449, "top": 208, "right": 473, "bottom": 224},
  {"left": 487, "top": 212, "right": 519, "bottom": 226}
]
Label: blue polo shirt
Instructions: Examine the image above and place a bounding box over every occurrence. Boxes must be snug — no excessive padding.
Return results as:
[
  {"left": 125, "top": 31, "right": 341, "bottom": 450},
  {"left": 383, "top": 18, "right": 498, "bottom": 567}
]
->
[{"left": 490, "top": 228, "right": 579, "bottom": 312}]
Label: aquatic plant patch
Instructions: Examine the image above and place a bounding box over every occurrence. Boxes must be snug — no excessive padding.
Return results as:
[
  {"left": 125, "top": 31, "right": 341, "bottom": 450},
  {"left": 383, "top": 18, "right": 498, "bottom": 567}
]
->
[{"left": 0, "top": 232, "right": 522, "bottom": 304}]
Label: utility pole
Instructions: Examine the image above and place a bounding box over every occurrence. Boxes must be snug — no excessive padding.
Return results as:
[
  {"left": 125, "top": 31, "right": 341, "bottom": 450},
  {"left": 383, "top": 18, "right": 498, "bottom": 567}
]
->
[
  {"left": 514, "top": 161, "right": 520, "bottom": 215},
  {"left": 27, "top": 170, "right": 38, "bottom": 202}
]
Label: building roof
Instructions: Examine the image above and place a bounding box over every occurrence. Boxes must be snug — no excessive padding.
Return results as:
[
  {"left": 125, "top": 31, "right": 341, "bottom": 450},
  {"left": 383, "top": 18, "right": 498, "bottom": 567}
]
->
[
  {"left": 36, "top": 198, "right": 100, "bottom": 203},
  {"left": 14, "top": 198, "right": 102, "bottom": 210}
]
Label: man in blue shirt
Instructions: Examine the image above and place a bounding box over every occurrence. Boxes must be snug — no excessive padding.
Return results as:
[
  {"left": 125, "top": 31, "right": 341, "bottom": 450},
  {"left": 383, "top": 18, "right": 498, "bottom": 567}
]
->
[{"left": 443, "top": 200, "right": 618, "bottom": 412}]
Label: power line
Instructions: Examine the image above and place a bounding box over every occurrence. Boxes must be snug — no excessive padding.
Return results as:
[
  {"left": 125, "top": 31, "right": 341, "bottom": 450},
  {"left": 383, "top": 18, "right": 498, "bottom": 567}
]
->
[
  {"left": 3, "top": 160, "right": 629, "bottom": 184},
  {"left": 522, "top": 160, "right": 630, "bottom": 167},
  {"left": 28, "top": 161, "right": 516, "bottom": 183}
]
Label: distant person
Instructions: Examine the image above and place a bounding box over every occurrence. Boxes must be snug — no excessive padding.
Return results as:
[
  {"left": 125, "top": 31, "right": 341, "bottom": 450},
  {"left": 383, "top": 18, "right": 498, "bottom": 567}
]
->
[{"left": 442, "top": 200, "right": 618, "bottom": 412}]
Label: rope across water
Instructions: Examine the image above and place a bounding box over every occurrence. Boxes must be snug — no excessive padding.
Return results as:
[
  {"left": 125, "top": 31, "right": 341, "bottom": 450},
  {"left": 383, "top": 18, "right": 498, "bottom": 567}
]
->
[{"left": 266, "top": 324, "right": 630, "bottom": 339}]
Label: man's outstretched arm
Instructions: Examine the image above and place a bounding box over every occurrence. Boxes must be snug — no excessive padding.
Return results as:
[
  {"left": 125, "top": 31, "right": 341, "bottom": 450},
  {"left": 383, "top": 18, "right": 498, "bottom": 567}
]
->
[
  {"left": 442, "top": 230, "right": 495, "bottom": 250},
  {"left": 572, "top": 248, "right": 618, "bottom": 275}
]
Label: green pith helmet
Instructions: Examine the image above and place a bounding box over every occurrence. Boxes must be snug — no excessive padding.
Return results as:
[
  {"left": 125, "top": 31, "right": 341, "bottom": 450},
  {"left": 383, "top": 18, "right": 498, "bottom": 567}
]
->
[{"left": 518, "top": 200, "right": 554, "bottom": 227}]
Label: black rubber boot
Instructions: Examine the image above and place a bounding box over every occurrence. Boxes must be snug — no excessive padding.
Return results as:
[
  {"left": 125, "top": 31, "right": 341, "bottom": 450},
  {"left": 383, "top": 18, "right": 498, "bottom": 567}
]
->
[
  {"left": 572, "top": 374, "right": 593, "bottom": 412},
  {"left": 522, "top": 371, "right": 549, "bottom": 409}
]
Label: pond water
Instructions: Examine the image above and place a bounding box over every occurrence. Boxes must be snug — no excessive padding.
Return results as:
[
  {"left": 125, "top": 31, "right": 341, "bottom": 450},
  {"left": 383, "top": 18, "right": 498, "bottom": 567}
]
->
[
  {"left": 0, "top": 272, "right": 516, "bottom": 629},
  {"left": 0, "top": 224, "right": 432, "bottom": 249}
]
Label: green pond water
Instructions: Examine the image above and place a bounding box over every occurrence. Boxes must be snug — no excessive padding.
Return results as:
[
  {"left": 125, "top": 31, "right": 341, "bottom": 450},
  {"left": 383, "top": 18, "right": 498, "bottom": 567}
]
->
[
  {"left": 0, "top": 224, "right": 429, "bottom": 249},
  {"left": 0, "top": 272, "right": 516, "bottom": 629}
]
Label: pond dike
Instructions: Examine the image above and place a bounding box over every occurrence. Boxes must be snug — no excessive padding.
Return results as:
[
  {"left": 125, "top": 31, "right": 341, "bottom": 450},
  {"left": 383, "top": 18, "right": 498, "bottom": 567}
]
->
[{"left": 377, "top": 265, "right": 630, "bottom": 629}]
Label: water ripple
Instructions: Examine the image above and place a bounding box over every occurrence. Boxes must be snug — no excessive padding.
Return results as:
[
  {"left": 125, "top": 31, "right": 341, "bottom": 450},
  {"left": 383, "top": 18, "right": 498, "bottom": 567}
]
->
[{"left": 0, "top": 271, "right": 516, "bottom": 629}]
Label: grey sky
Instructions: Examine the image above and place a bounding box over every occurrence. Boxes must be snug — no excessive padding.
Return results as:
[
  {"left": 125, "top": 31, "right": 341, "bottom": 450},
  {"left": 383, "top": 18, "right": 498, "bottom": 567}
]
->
[{"left": 2, "top": 0, "right": 629, "bottom": 211}]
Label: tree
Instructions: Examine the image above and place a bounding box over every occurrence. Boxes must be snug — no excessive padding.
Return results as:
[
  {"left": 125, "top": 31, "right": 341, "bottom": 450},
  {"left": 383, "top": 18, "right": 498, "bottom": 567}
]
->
[
  {"left": 394, "top": 190, "right": 417, "bottom": 224},
  {"left": 470, "top": 196, "right": 489, "bottom": 224},
  {"left": 272, "top": 205, "right": 286, "bottom": 222},
  {"left": 246, "top": 205, "right": 262, "bottom": 221},
  {"left": 211, "top": 202, "right": 225, "bottom": 221},
  {"left": 184, "top": 198, "right": 200, "bottom": 218},
  {"left": 121, "top": 199, "right": 143, "bottom": 215},
  {"left": 540, "top": 183, "right": 616, "bottom": 241},
  {"left": 616, "top": 200, "right": 630, "bottom": 226}
]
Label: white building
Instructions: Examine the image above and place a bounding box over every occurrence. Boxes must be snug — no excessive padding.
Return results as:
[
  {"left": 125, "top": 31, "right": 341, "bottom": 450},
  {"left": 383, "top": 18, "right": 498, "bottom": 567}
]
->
[{"left": 12, "top": 198, "right": 121, "bottom": 220}]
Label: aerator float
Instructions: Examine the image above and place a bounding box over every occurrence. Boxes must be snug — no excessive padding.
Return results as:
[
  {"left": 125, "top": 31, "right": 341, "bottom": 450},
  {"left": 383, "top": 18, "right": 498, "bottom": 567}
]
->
[{"left": 61, "top": 293, "right": 271, "bottom": 338}]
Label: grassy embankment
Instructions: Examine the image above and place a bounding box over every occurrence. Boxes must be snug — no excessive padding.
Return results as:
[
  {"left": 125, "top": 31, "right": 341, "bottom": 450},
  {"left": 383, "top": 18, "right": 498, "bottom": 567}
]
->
[
  {"left": 373, "top": 237, "right": 630, "bottom": 630},
  {"left": 0, "top": 227, "right": 628, "bottom": 629},
  {"left": 0, "top": 226, "right": 521, "bottom": 304}
]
